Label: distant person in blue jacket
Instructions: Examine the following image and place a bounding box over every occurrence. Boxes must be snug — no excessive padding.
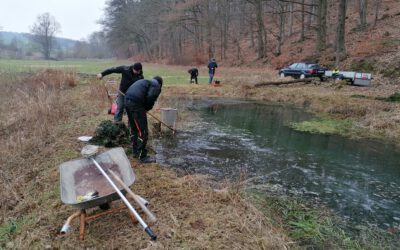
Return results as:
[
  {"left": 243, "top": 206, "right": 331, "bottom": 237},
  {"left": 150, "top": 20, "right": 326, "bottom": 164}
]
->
[{"left": 207, "top": 58, "right": 218, "bottom": 84}]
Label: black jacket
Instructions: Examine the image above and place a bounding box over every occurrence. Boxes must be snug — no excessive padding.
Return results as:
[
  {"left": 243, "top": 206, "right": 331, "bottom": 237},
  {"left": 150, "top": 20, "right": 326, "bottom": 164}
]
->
[
  {"left": 101, "top": 65, "right": 143, "bottom": 94},
  {"left": 125, "top": 79, "right": 162, "bottom": 111},
  {"left": 188, "top": 68, "right": 198, "bottom": 77}
]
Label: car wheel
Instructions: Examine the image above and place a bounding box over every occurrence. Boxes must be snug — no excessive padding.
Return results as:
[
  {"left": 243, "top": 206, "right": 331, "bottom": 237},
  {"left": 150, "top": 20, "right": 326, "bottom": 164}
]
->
[
  {"left": 300, "top": 74, "right": 305, "bottom": 79},
  {"left": 280, "top": 73, "right": 285, "bottom": 78}
]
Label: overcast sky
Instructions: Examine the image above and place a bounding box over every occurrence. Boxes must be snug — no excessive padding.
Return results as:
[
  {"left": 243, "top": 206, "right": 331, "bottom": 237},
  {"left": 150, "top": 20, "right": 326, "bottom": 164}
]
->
[{"left": 0, "top": 0, "right": 107, "bottom": 40}]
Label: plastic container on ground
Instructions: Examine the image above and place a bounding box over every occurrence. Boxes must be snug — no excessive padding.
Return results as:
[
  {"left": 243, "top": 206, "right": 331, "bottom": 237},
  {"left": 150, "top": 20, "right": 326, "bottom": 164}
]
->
[{"left": 160, "top": 108, "right": 178, "bottom": 132}]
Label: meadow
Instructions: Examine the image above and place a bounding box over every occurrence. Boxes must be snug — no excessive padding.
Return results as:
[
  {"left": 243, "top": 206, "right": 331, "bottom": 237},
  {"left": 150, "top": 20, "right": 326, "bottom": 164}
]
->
[
  {"left": 0, "top": 58, "right": 212, "bottom": 85},
  {"left": 1, "top": 59, "right": 399, "bottom": 249}
]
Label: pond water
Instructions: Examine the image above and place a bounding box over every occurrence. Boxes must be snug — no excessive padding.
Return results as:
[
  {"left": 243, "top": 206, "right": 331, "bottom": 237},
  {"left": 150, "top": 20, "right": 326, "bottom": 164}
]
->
[{"left": 154, "top": 97, "right": 400, "bottom": 228}]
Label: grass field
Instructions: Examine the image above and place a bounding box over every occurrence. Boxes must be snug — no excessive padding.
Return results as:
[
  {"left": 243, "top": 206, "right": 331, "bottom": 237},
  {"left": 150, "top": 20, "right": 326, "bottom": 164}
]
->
[{"left": 0, "top": 59, "right": 212, "bottom": 85}]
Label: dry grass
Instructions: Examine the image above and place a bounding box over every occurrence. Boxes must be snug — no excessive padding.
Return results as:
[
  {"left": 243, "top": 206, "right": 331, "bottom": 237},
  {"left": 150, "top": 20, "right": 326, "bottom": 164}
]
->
[
  {"left": 0, "top": 70, "right": 291, "bottom": 249},
  {"left": 1, "top": 65, "right": 399, "bottom": 249}
]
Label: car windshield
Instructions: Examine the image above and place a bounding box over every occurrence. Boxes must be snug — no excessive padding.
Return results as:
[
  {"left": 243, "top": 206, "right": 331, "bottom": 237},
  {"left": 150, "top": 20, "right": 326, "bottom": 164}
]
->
[
  {"left": 289, "top": 63, "right": 297, "bottom": 69},
  {"left": 307, "top": 64, "right": 320, "bottom": 69}
]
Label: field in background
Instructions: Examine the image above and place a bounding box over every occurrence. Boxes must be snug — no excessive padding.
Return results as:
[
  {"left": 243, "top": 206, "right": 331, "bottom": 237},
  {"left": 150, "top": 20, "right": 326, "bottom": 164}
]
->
[{"left": 0, "top": 59, "right": 213, "bottom": 85}]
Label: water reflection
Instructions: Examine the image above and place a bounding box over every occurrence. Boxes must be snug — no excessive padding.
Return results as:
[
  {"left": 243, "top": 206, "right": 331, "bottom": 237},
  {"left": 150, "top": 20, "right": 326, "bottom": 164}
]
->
[{"left": 154, "top": 98, "right": 400, "bottom": 227}]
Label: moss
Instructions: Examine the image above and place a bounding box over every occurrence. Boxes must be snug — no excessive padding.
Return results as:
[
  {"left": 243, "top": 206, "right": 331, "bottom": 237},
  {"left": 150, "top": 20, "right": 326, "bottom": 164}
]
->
[
  {"left": 349, "top": 59, "right": 375, "bottom": 73},
  {"left": 0, "top": 217, "right": 33, "bottom": 245},
  {"left": 376, "top": 92, "right": 400, "bottom": 102},
  {"left": 380, "top": 67, "right": 400, "bottom": 78},
  {"left": 289, "top": 118, "right": 354, "bottom": 136}
]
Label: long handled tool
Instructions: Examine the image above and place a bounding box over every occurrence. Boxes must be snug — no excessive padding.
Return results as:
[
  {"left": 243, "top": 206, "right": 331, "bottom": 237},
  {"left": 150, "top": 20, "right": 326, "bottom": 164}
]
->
[
  {"left": 103, "top": 83, "right": 117, "bottom": 115},
  {"left": 81, "top": 145, "right": 157, "bottom": 240},
  {"left": 117, "top": 89, "right": 176, "bottom": 133},
  {"left": 108, "top": 169, "right": 157, "bottom": 223},
  {"left": 147, "top": 111, "right": 176, "bottom": 133}
]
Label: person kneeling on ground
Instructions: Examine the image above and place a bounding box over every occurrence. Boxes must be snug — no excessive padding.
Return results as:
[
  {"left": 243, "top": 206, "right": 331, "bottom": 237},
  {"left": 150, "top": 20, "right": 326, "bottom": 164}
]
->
[
  {"left": 188, "top": 68, "right": 199, "bottom": 84},
  {"left": 124, "top": 76, "right": 163, "bottom": 163}
]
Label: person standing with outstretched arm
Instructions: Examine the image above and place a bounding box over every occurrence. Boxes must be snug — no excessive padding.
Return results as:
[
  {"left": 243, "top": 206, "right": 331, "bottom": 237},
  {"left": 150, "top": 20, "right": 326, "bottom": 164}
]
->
[
  {"left": 207, "top": 58, "right": 218, "bottom": 84},
  {"left": 96, "top": 63, "right": 144, "bottom": 122},
  {"left": 124, "top": 76, "right": 163, "bottom": 163}
]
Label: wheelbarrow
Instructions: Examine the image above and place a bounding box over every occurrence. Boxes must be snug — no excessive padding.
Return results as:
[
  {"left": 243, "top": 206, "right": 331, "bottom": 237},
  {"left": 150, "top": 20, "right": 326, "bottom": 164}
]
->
[{"left": 59, "top": 147, "right": 156, "bottom": 240}]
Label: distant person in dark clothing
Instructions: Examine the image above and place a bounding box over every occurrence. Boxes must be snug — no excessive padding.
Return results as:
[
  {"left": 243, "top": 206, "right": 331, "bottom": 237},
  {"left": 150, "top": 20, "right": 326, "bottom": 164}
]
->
[
  {"left": 124, "top": 76, "right": 163, "bottom": 163},
  {"left": 97, "top": 63, "right": 144, "bottom": 122},
  {"left": 188, "top": 68, "right": 199, "bottom": 84},
  {"left": 207, "top": 58, "right": 218, "bottom": 84}
]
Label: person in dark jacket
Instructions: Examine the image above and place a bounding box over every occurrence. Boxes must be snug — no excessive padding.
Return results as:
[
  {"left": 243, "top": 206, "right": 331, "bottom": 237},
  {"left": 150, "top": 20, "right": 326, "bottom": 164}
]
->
[
  {"left": 124, "top": 76, "right": 163, "bottom": 163},
  {"left": 188, "top": 68, "right": 199, "bottom": 84},
  {"left": 207, "top": 58, "right": 218, "bottom": 84},
  {"left": 97, "top": 63, "right": 144, "bottom": 122}
]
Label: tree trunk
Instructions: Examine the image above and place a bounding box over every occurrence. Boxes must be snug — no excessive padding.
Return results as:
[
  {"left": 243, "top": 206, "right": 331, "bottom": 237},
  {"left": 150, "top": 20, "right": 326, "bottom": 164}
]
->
[
  {"left": 300, "top": 0, "right": 305, "bottom": 41},
  {"left": 373, "top": 0, "right": 380, "bottom": 27},
  {"left": 336, "top": 0, "right": 347, "bottom": 65},
  {"left": 358, "top": 0, "right": 368, "bottom": 30},
  {"left": 288, "top": 1, "right": 294, "bottom": 36},
  {"left": 317, "top": 0, "right": 327, "bottom": 51},
  {"left": 254, "top": 0, "right": 266, "bottom": 59}
]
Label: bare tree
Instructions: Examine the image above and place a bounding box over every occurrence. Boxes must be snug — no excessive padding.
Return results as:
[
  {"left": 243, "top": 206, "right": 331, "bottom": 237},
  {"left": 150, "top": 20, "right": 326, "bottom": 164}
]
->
[{"left": 30, "top": 12, "right": 61, "bottom": 59}]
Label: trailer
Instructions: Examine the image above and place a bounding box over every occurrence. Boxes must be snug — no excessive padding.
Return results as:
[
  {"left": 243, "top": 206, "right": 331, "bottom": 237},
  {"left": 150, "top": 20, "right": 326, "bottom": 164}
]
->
[{"left": 325, "top": 71, "right": 372, "bottom": 86}]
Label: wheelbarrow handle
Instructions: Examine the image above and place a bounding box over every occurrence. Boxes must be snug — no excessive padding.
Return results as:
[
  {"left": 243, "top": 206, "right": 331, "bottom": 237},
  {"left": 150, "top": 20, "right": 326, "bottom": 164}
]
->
[
  {"left": 108, "top": 169, "right": 157, "bottom": 223},
  {"left": 89, "top": 157, "right": 157, "bottom": 240}
]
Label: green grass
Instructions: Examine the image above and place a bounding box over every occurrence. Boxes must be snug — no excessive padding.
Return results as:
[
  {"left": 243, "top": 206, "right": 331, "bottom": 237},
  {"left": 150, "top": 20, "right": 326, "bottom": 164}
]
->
[
  {"left": 0, "top": 217, "right": 33, "bottom": 245},
  {"left": 289, "top": 118, "right": 354, "bottom": 136},
  {"left": 376, "top": 92, "right": 400, "bottom": 102},
  {"left": 0, "top": 58, "right": 210, "bottom": 85}
]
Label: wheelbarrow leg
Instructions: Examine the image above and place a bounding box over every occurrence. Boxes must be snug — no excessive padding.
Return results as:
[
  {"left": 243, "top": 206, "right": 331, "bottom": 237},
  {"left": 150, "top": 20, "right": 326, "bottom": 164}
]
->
[{"left": 79, "top": 209, "right": 86, "bottom": 240}]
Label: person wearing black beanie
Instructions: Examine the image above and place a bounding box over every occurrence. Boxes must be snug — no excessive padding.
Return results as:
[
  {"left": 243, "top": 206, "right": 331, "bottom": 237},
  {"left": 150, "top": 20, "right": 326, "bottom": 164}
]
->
[
  {"left": 96, "top": 63, "right": 144, "bottom": 122},
  {"left": 124, "top": 76, "right": 163, "bottom": 163}
]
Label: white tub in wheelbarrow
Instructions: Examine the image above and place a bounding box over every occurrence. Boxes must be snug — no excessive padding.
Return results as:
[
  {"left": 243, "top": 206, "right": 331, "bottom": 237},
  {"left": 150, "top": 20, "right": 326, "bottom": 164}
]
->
[{"left": 59, "top": 147, "right": 135, "bottom": 209}]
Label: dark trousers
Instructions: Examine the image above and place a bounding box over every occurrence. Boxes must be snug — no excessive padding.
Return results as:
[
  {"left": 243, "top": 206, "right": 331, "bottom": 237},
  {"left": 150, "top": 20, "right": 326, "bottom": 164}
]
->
[
  {"left": 190, "top": 75, "right": 198, "bottom": 84},
  {"left": 125, "top": 103, "right": 148, "bottom": 159}
]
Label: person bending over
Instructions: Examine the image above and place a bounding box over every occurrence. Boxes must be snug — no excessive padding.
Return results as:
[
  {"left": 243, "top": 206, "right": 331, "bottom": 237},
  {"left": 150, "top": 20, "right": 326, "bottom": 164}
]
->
[{"left": 124, "top": 76, "right": 163, "bottom": 163}]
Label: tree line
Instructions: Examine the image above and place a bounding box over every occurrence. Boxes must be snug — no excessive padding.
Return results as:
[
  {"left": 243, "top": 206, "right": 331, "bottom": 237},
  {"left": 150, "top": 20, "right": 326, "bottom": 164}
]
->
[{"left": 100, "top": 0, "right": 381, "bottom": 65}]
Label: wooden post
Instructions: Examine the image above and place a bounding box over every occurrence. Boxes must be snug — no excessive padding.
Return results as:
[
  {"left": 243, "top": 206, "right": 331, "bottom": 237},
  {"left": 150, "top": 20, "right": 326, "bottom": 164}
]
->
[{"left": 79, "top": 209, "right": 86, "bottom": 240}]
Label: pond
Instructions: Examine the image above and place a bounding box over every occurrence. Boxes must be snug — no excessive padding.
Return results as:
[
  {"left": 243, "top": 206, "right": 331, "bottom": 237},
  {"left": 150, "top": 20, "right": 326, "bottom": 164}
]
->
[{"left": 154, "top": 97, "right": 400, "bottom": 228}]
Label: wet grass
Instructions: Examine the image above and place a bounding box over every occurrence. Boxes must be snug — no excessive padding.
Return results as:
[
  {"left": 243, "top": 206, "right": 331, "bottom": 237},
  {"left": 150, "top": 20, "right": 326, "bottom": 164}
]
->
[
  {"left": 289, "top": 118, "right": 356, "bottom": 136},
  {"left": 246, "top": 190, "right": 399, "bottom": 249}
]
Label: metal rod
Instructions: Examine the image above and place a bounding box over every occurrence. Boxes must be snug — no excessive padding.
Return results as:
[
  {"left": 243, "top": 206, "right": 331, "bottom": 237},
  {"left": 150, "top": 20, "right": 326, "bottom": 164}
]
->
[
  {"left": 109, "top": 169, "right": 157, "bottom": 222},
  {"left": 89, "top": 157, "right": 157, "bottom": 240}
]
